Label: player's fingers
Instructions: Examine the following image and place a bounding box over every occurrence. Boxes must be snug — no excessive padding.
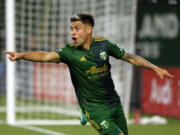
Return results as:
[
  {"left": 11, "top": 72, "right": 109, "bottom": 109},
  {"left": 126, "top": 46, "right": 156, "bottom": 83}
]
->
[
  {"left": 158, "top": 71, "right": 164, "bottom": 79},
  {"left": 168, "top": 76, "right": 173, "bottom": 82},
  {"left": 163, "top": 70, "right": 174, "bottom": 78},
  {"left": 9, "top": 57, "right": 16, "bottom": 61},
  {"left": 158, "top": 73, "right": 163, "bottom": 80},
  {"left": 8, "top": 55, "right": 15, "bottom": 60},
  {"left": 168, "top": 74, "right": 174, "bottom": 82},
  {"left": 3, "top": 51, "right": 11, "bottom": 54},
  {"left": 165, "top": 71, "right": 174, "bottom": 78},
  {"left": 9, "top": 57, "right": 13, "bottom": 61},
  {"left": 9, "top": 56, "right": 12, "bottom": 60},
  {"left": 3, "top": 51, "right": 14, "bottom": 56},
  {"left": 163, "top": 71, "right": 174, "bottom": 82},
  {"left": 168, "top": 73, "right": 174, "bottom": 78},
  {"left": 3, "top": 51, "right": 8, "bottom": 54}
]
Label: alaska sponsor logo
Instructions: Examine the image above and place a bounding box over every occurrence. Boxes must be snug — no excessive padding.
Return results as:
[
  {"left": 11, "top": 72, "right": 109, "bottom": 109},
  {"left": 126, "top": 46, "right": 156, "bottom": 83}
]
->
[{"left": 85, "top": 64, "right": 108, "bottom": 74}]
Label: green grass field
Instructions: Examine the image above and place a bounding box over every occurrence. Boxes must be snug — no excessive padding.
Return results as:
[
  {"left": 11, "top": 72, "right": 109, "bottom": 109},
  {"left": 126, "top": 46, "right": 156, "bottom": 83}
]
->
[
  {"left": 1, "top": 96, "right": 180, "bottom": 135},
  {"left": 1, "top": 115, "right": 180, "bottom": 135}
]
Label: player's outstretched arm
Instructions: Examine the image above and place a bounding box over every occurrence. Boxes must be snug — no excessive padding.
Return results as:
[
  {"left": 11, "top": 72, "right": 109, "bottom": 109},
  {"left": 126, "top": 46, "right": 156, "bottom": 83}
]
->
[
  {"left": 122, "top": 52, "right": 174, "bottom": 80},
  {"left": 3, "top": 51, "right": 60, "bottom": 63}
]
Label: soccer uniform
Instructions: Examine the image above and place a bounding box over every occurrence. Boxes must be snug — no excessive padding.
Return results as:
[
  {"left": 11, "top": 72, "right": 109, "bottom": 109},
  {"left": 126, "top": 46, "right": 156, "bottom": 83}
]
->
[{"left": 56, "top": 37, "right": 128, "bottom": 135}]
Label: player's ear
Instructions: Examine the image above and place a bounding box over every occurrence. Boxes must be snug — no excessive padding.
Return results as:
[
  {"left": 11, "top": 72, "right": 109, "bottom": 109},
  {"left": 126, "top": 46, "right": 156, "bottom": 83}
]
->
[{"left": 87, "top": 25, "right": 92, "bottom": 34}]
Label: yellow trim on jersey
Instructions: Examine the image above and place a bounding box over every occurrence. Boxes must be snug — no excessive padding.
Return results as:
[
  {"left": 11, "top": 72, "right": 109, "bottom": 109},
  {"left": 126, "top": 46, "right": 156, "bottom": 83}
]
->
[
  {"left": 69, "top": 43, "right": 76, "bottom": 47},
  {"left": 121, "top": 52, "right": 127, "bottom": 59},
  {"left": 84, "top": 109, "right": 101, "bottom": 131},
  {"left": 94, "top": 37, "right": 107, "bottom": 41}
]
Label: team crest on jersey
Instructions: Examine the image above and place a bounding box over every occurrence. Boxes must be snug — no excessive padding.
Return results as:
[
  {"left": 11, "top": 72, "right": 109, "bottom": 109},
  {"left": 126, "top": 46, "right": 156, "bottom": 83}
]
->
[
  {"left": 99, "top": 51, "right": 107, "bottom": 60},
  {"left": 100, "top": 120, "right": 109, "bottom": 129},
  {"left": 56, "top": 49, "right": 62, "bottom": 53}
]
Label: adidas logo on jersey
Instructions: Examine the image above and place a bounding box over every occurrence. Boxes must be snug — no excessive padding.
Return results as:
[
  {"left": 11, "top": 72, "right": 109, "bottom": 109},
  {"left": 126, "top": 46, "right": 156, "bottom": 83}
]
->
[{"left": 80, "top": 56, "right": 87, "bottom": 61}]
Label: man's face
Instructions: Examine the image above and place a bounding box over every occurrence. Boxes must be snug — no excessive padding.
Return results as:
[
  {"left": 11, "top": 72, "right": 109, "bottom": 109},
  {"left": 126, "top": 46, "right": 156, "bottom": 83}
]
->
[{"left": 71, "top": 21, "right": 91, "bottom": 47}]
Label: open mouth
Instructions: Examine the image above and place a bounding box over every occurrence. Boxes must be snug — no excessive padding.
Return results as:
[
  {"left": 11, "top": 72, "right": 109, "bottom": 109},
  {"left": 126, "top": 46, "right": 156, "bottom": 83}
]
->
[{"left": 72, "top": 37, "right": 77, "bottom": 44}]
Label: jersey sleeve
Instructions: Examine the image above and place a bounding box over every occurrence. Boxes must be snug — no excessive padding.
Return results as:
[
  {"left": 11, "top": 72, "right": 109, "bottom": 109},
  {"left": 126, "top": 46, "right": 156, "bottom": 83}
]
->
[
  {"left": 108, "top": 40, "right": 126, "bottom": 59},
  {"left": 55, "top": 46, "right": 69, "bottom": 63}
]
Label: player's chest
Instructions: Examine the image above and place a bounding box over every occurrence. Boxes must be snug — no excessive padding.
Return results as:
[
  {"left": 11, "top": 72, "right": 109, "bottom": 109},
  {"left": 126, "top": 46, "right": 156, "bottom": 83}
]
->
[{"left": 69, "top": 47, "right": 109, "bottom": 67}]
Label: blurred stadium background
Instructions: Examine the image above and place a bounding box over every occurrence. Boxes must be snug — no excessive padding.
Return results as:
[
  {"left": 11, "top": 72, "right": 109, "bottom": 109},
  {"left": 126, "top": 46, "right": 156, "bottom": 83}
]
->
[{"left": 0, "top": 0, "right": 180, "bottom": 135}]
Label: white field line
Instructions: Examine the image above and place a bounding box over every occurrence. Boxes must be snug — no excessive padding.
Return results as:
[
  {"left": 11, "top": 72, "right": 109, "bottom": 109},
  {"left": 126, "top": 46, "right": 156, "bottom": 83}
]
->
[
  {"left": 0, "top": 106, "right": 81, "bottom": 117},
  {"left": 15, "top": 120, "right": 81, "bottom": 125},
  {"left": 16, "top": 125, "right": 67, "bottom": 135},
  {"left": 0, "top": 107, "right": 6, "bottom": 112},
  {"left": 0, "top": 121, "right": 6, "bottom": 124}
]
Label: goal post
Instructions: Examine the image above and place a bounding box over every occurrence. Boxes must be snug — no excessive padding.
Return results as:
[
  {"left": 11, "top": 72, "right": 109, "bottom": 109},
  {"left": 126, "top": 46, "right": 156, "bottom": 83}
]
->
[
  {"left": 6, "top": 0, "right": 137, "bottom": 125},
  {"left": 6, "top": 0, "right": 16, "bottom": 125}
]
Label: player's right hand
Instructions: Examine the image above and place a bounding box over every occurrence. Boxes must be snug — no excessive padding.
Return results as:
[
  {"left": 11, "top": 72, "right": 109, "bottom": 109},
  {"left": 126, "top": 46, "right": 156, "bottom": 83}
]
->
[{"left": 3, "top": 51, "right": 21, "bottom": 61}]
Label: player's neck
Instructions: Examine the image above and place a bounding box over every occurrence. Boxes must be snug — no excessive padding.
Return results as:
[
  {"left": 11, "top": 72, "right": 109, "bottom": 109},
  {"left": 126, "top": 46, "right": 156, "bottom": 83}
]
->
[{"left": 82, "top": 35, "right": 92, "bottom": 51}]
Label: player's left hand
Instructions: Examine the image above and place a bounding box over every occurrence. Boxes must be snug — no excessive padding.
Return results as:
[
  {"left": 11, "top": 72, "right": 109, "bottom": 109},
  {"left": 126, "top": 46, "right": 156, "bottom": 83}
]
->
[{"left": 154, "top": 67, "right": 174, "bottom": 81}]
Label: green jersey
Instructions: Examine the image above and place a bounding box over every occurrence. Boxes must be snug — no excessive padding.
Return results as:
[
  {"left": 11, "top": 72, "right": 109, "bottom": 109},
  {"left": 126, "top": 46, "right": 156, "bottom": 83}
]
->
[{"left": 56, "top": 37, "right": 126, "bottom": 111}]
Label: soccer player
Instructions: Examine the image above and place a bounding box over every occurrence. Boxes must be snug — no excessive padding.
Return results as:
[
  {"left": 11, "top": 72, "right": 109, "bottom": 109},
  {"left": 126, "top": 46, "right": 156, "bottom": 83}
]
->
[{"left": 4, "top": 13, "right": 173, "bottom": 135}]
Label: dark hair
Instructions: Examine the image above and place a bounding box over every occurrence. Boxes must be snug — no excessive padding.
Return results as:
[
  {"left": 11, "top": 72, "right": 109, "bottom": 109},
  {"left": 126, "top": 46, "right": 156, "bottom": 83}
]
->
[{"left": 70, "top": 13, "right": 94, "bottom": 27}]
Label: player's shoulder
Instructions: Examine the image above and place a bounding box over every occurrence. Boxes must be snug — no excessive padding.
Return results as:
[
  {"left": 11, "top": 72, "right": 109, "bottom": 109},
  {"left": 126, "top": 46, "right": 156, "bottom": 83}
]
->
[{"left": 56, "top": 43, "right": 75, "bottom": 53}]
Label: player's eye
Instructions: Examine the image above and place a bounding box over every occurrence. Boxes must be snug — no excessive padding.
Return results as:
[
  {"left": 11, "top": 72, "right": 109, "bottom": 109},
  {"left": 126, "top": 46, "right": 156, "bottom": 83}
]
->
[{"left": 75, "top": 27, "right": 79, "bottom": 31}]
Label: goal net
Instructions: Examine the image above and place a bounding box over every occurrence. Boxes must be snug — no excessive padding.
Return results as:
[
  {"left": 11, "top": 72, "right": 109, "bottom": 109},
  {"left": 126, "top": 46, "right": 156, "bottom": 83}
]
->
[{"left": 6, "top": 0, "right": 136, "bottom": 125}]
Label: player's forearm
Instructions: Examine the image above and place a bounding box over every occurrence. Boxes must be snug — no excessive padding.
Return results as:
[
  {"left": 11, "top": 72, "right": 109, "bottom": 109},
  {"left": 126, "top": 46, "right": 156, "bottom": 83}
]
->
[
  {"left": 122, "top": 53, "right": 158, "bottom": 71},
  {"left": 19, "top": 51, "right": 48, "bottom": 62},
  {"left": 134, "top": 56, "right": 158, "bottom": 71}
]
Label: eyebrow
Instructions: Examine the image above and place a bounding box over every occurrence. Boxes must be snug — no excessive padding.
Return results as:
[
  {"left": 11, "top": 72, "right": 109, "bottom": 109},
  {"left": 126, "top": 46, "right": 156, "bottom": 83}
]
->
[{"left": 71, "top": 25, "right": 80, "bottom": 29}]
